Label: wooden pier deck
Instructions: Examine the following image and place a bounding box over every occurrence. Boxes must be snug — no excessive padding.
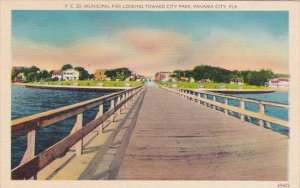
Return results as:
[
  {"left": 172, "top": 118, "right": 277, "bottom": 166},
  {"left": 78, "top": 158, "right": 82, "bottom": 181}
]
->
[{"left": 114, "top": 86, "right": 287, "bottom": 180}]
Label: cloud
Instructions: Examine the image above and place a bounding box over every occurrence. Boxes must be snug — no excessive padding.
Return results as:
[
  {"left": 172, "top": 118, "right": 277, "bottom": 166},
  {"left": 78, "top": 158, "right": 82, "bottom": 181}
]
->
[
  {"left": 12, "top": 28, "right": 288, "bottom": 76},
  {"left": 186, "top": 28, "right": 288, "bottom": 73}
]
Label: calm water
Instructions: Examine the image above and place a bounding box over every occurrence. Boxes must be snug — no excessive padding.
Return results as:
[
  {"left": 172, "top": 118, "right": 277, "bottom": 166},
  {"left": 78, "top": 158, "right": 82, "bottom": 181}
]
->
[
  {"left": 11, "top": 85, "right": 112, "bottom": 169},
  {"left": 204, "top": 91, "right": 288, "bottom": 135}
]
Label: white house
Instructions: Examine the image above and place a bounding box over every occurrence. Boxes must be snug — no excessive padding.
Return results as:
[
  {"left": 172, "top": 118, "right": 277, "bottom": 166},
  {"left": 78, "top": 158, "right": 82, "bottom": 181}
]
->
[
  {"left": 62, "top": 69, "right": 80, "bottom": 81},
  {"left": 51, "top": 70, "right": 62, "bottom": 81},
  {"left": 268, "top": 78, "right": 289, "bottom": 88}
]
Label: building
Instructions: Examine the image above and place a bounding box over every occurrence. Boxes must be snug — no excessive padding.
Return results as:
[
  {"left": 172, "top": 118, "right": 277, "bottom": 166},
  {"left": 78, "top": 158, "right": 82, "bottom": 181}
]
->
[
  {"left": 62, "top": 69, "right": 79, "bottom": 81},
  {"left": 230, "top": 78, "right": 243, "bottom": 85},
  {"left": 94, "top": 69, "right": 106, "bottom": 81},
  {"left": 267, "top": 78, "right": 289, "bottom": 88},
  {"left": 130, "top": 72, "right": 146, "bottom": 82},
  {"left": 51, "top": 70, "right": 62, "bottom": 81},
  {"left": 14, "top": 73, "right": 26, "bottom": 83},
  {"left": 155, "top": 72, "right": 172, "bottom": 82}
]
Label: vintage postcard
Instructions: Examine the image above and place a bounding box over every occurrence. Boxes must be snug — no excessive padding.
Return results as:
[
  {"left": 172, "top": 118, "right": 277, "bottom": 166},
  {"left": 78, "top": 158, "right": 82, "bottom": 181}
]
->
[{"left": 0, "top": 1, "right": 299, "bottom": 188}]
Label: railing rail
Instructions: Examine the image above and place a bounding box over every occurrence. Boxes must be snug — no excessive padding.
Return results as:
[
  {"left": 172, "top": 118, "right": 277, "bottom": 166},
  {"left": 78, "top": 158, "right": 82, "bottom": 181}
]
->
[
  {"left": 185, "top": 88, "right": 288, "bottom": 109},
  {"left": 11, "top": 86, "right": 144, "bottom": 180},
  {"left": 160, "top": 86, "right": 289, "bottom": 130}
]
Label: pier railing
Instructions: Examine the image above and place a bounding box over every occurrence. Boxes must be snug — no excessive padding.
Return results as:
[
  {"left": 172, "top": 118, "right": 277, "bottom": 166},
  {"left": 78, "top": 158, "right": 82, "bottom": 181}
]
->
[
  {"left": 11, "top": 86, "right": 144, "bottom": 180},
  {"left": 161, "top": 86, "right": 289, "bottom": 132}
]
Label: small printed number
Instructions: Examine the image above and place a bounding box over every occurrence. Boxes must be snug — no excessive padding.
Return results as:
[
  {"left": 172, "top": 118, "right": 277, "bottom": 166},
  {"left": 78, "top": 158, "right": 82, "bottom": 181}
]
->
[{"left": 277, "top": 183, "right": 289, "bottom": 188}]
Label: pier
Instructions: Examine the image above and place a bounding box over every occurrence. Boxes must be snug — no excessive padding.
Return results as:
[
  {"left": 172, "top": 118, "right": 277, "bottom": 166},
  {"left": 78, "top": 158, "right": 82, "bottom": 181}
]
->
[{"left": 11, "top": 85, "right": 288, "bottom": 180}]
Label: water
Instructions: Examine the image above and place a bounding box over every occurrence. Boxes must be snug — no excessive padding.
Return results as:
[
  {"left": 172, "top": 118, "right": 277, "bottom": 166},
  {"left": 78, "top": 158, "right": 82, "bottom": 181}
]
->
[
  {"left": 204, "top": 91, "right": 288, "bottom": 135},
  {"left": 11, "top": 85, "right": 112, "bottom": 169}
]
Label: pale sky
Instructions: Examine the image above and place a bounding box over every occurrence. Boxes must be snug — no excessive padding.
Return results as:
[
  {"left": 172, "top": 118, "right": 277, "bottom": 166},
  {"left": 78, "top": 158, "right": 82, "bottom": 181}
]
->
[{"left": 12, "top": 11, "right": 288, "bottom": 76}]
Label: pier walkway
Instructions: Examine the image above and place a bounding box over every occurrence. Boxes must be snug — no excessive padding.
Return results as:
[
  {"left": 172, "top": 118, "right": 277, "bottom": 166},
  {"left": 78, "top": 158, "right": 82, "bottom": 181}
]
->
[
  {"left": 115, "top": 86, "right": 287, "bottom": 180},
  {"left": 13, "top": 85, "right": 288, "bottom": 180}
]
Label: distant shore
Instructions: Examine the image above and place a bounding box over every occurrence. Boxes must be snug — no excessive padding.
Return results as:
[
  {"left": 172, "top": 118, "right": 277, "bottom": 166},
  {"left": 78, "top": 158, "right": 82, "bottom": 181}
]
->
[
  {"left": 268, "top": 87, "right": 289, "bottom": 92},
  {"left": 193, "top": 87, "right": 288, "bottom": 94},
  {"left": 13, "top": 83, "right": 132, "bottom": 92},
  {"left": 199, "top": 89, "right": 275, "bottom": 94},
  {"left": 12, "top": 83, "right": 26, "bottom": 86}
]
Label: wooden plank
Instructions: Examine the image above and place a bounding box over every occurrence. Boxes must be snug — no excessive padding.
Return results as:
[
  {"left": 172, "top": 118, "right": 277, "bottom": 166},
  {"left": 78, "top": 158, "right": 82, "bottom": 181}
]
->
[
  {"left": 117, "top": 86, "right": 287, "bottom": 180},
  {"left": 11, "top": 87, "right": 143, "bottom": 180},
  {"left": 163, "top": 87, "right": 288, "bottom": 128}
]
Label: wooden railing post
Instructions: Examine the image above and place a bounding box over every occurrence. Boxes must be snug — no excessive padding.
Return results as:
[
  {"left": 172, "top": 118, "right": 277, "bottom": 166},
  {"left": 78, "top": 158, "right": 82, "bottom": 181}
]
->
[
  {"left": 265, "top": 122, "right": 271, "bottom": 129},
  {"left": 123, "top": 93, "right": 127, "bottom": 107},
  {"left": 21, "top": 129, "right": 36, "bottom": 179},
  {"left": 74, "top": 113, "right": 83, "bottom": 155},
  {"left": 110, "top": 98, "right": 115, "bottom": 109},
  {"left": 203, "top": 93, "right": 208, "bottom": 107},
  {"left": 224, "top": 98, "right": 229, "bottom": 115},
  {"left": 95, "top": 104, "right": 104, "bottom": 133},
  {"left": 212, "top": 96, "right": 216, "bottom": 110},
  {"left": 193, "top": 92, "right": 197, "bottom": 102},
  {"left": 117, "top": 96, "right": 121, "bottom": 114},
  {"left": 259, "top": 103, "right": 265, "bottom": 127},
  {"left": 130, "top": 91, "right": 134, "bottom": 102},
  {"left": 121, "top": 93, "right": 126, "bottom": 110},
  {"left": 240, "top": 100, "right": 245, "bottom": 121},
  {"left": 110, "top": 98, "right": 115, "bottom": 122}
]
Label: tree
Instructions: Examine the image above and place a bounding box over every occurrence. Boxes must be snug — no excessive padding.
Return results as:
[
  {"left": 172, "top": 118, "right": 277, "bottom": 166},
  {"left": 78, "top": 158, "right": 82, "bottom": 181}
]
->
[
  {"left": 26, "top": 72, "right": 35, "bottom": 82},
  {"left": 192, "top": 65, "right": 231, "bottom": 83},
  {"left": 74, "top": 67, "right": 90, "bottom": 80},
  {"left": 246, "top": 73, "right": 252, "bottom": 85},
  {"left": 39, "top": 70, "right": 51, "bottom": 81},
  {"left": 105, "top": 68, "right": 131, "bottom": 81},
  {"left": 275, "top": 73, "right": 289, "bottom": 78},
  {"left": 61, "top": 64, "right": 73, "bottom": 71},
  {"left": 116, "top": 71, "right": 126, "bottom": 81}
]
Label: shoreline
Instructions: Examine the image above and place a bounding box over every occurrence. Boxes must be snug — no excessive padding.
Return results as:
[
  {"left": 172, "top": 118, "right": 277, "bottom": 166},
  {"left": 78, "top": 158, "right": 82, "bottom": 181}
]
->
[
  {"left": 17, "top": 83, "right": 132, "bottom": 92},
  {"left": 200, "top": 89, "right": 276, "bottom": 94}
]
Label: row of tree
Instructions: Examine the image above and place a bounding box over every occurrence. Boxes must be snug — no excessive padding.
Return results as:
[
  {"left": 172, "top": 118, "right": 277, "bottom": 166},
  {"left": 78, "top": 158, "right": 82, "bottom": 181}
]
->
[
  {"left": 172, "top": 65, "right": 289, "bottom": 86},
  {"left": 11, "top": 66, "right": 51, "bottom": 82},
  {"left": 105, "top": 68, "right": 132, "bottom": 81},
  {"left": 11, "top": 64, "right": 93, "bottom": 82},
  {"left": 12, "top": 64, "right": 133, "bottom": 82}
]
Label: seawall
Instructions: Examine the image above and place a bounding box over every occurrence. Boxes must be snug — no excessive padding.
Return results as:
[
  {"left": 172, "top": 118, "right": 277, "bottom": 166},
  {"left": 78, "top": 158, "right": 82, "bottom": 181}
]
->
[
  {"left": 200, "top": 89, "right": 275, "bottom": 94},
  {"left": 24, "top": 84, "right": 129, "bottom": 92}
]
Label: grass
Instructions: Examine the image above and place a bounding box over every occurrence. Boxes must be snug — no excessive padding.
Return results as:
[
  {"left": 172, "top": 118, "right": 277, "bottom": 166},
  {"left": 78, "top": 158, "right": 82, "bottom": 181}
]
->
[
  {"left": 158, "top": 81, "right": 267, "bottom": 90},
  {"left": 29, "top": 80, "right": 144, "bottom": 87}
]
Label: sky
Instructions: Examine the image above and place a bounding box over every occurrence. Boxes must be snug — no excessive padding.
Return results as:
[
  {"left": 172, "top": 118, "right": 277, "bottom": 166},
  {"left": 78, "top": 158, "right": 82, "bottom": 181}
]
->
[{"left": 12, "top": 11, "right": 288, "bottom": 76}]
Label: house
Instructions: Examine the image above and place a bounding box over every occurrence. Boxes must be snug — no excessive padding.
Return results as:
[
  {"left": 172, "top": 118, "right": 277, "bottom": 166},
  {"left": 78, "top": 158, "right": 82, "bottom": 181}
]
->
[
  {"left": 230, "top": 78, "right": 243, "bottom": 85},
  {"left": 199, "top": 79, "right": 211, "bottom": 83},
  {"left": 268, "top": 78, "right": 289, "bottom": 88},
  {"left": 94, "top": 69, "right": 106, "bottom": 81},
  {"left": 62, "top": 69, "right": 79, "bottom": 81},
  {"left": 51, "top": 70, "right": 62, "bottom": 81},
  {"left": 130, "top": 72, "right": 146, "bottom": 82},
  {"left": 14, "top": 73, "right": 26, "bottom": 83},
  {"left": 180, "top": 77, "right": 189, "bottom": 82},
  {"left": 155, "top": 72, "right": 172, "bottom": 82}
]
